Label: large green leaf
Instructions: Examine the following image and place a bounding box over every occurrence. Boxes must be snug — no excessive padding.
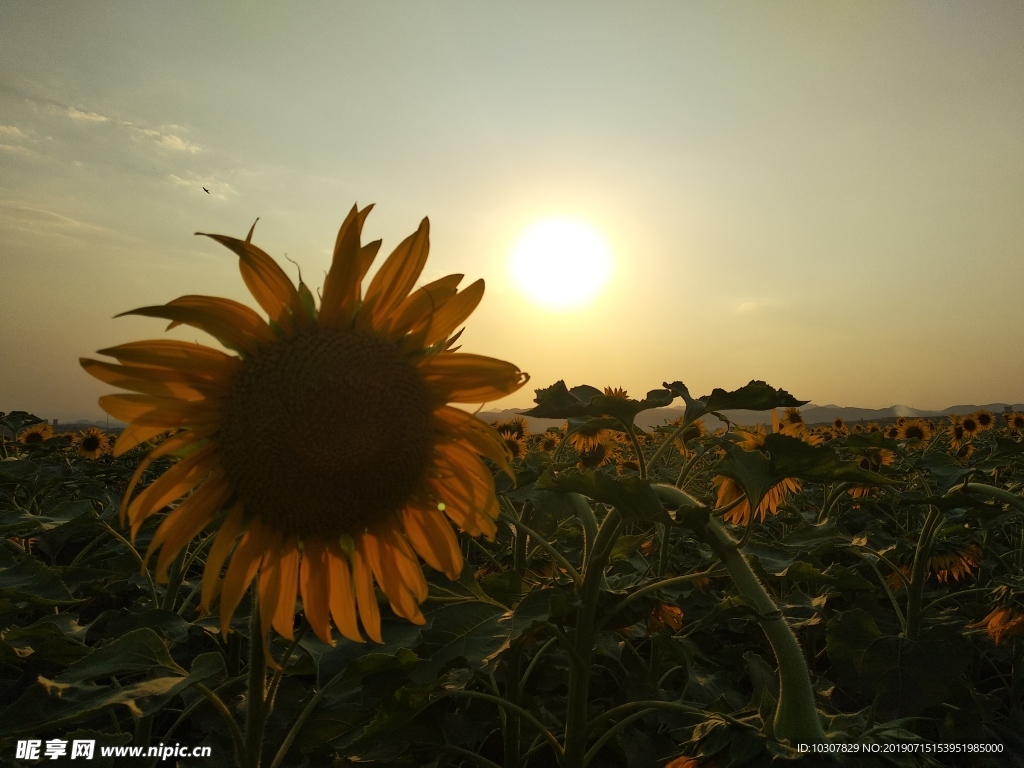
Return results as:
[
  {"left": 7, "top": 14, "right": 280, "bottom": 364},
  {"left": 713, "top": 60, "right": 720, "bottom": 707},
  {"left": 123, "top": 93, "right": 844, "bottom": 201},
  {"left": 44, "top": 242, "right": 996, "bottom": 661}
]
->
[
  {"left": 524, "top": 380, "right": 674, "bottom": 425},
  {"left": 57, "top": 628, "right": 185, "bottom": 682},
  {"left": 536, "top": 467, "right": 670, "bottom": 523},
  {"left": 763, "top": 433, "right": 896, "bottom": 485},
  {"left": 412, "top": 601, "right": 511, "bottom": 683},
  {"left": 664, "top": 380, "right": 806, "bottom": 426},
  {"left": 0, "top": 499, "right": 97, "bottom": 535},
  {"left": 0, "top": 553, "right": 76, "bottom": 604}
]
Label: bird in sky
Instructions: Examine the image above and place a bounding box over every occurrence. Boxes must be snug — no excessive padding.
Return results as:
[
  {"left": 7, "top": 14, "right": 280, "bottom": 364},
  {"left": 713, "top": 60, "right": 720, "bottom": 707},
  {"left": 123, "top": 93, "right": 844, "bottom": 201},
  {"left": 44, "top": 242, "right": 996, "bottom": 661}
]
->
[{"left": 203, "top": 187, "right": 210, "bottom": 194}]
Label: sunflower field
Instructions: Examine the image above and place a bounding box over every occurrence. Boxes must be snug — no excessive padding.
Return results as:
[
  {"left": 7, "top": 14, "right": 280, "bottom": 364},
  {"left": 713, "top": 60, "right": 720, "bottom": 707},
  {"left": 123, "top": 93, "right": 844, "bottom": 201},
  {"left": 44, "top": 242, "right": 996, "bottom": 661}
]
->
[{"left": 3, "top": 210, "right": 1024, "bottom": 768}]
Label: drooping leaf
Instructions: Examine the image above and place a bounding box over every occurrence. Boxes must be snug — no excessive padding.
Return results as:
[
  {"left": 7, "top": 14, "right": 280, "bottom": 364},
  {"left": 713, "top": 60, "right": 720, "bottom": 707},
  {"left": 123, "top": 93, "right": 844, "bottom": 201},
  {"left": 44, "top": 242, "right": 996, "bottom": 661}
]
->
[
  {"left": 524, "top": 380, "right": 674, "bottom": 426},
  {"left": 536, "top": 467, "right": 671, "bottom": 523},
  {"left": 763, "top": 433, "right": 896, "bottom": 486},
  {"left": 664, "top": 380, "right": 806, "bottom": 426}
]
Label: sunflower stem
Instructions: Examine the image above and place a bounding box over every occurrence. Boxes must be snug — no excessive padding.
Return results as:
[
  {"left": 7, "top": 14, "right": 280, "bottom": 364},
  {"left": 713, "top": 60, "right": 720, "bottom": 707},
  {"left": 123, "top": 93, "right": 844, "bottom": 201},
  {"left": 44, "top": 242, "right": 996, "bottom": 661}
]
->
[
  {"left": 499, "top": 510, "right": 582, "bottom": 588},
  {"left": 653, "top": 484, "right": 825, "bottom": 745},
  {"left": 624, "top": 426, "right": 647, "bottom": 479},
  {"left": 243, "top": 582, "right": 267, "bottom": 768},
  {"left": 160, "top": 550, "right": 187, "bottom": 612},
  {"left": 563, "top": 507, "right": 623, "bottom": 768},
  {"left": 905, "top": 506, "right": 944, "bottom": 640}
]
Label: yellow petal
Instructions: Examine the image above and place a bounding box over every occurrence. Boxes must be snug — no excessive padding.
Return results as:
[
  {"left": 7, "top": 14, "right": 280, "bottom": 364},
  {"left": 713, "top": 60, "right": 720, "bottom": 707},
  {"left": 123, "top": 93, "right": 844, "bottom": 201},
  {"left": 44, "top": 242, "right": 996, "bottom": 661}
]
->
[
  {"left": 117, "top": 430, "right": 201, "bottom": 522},
  {"left": 81, "top": 358, "right": 222, "bottom": 400},
  {"left": 119, "top": 295, "right": 274, "bottom": 354},
  {"left": 433, "top": 406, "right": 513, "bottom": 478},
  {"left": 423, "top": 279, "right": 485, "bottom": 346},
  {"left": 200, "top": 505, "right": 244, "bottom": 614},
  {"left": 388, "top": 274, "right": 463, "bottom": 338},
  {"left": 271, "top": 539, "right": 299, "bottom": 640},
  {"left": 418, "top": 353, "right": 529, "bottom": 404},
  {"left": 299, "top": 539, "right": 334, "bottom": 645},
  {"left": 320, "top": 204, "right": 373, "bottom": 327},
  {"left": 196, "top": 233, "right": 303, "bottom": 327},
  {"left": 149, "top": 473, "right": 231, "bottom": 579},
  {"left": 402, "top": 505, "right": 463, "bottom": 580},
  {"left": 219, "top": 521, "right": 272, "bottom": 638},
  {"left": 96, "top": 339, "right": 241, "bottom": 378},
  {"left": 352, "top": 546, "right": 383, "bottom": 643},
  {"left": 326, "top": 542, "right": 364, "bottom": 643},
  {"left": 126, "top": 443, "right": 217, "bottom": 537},
  {"left": 364, "top": 218, "right": 430, "bottom": 327}
]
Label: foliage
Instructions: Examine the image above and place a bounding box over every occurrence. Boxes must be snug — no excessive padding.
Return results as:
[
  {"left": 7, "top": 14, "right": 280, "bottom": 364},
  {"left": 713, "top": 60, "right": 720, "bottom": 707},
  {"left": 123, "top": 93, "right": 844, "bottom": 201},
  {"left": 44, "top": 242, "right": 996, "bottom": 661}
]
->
[{"left": 2, "top": 392, "right": 1023, "bottom": 767}]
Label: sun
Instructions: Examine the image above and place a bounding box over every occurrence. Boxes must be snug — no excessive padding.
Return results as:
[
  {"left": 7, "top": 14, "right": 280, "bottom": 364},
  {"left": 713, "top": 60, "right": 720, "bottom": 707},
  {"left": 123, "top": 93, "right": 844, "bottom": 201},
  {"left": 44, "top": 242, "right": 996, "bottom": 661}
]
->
[{"left": 509, "top": 217, "right": 612, "bottom": 309}]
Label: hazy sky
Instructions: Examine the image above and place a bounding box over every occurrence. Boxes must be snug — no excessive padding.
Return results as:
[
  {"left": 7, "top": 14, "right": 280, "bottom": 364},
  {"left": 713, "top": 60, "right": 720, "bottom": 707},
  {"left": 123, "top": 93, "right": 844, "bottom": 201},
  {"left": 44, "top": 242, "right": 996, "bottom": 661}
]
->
[{"left": 2, "top": 2, "right": 1022, "bottom": 422}]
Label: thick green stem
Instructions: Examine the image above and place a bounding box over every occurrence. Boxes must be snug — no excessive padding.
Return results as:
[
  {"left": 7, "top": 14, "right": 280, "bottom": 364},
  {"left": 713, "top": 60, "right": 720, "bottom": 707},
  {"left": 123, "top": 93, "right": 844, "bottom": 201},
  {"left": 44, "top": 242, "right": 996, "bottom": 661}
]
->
[
  {"left": 243, "top": 584, "right": 267, "bottom": 768},
  {"left": 905, "top": 506, "right": 943, "bottom": 639},
  {"left": 563, "top": 508, "right": 623, "bottom": 767},
  {"left": 653, "top": 484, "right": 824, "bottom": 745}
]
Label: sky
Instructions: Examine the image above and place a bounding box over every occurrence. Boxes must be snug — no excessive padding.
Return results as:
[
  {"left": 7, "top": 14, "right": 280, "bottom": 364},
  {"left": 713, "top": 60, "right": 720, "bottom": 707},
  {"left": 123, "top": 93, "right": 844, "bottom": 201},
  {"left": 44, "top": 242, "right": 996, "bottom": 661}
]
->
[{"left": 1, "top": 2, "right": 1022, "bottom": 423}]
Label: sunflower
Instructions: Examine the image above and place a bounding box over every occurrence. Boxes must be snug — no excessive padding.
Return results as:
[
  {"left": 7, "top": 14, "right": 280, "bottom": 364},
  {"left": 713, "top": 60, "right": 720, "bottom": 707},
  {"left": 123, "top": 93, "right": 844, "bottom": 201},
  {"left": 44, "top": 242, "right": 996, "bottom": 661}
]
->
[
  {"left": 492, "top": 415, "right": 528, "bottom": 441},
  {"left": 948, "top": 417, "right": 968, "bottom": 451},
  {"left": 576, "top": 437, "right": 614, "bottom": 470},
  {"left": 970, "top": 602, "right": 1024, "bottom": 645},
  {"left": 75, "top": 427, "right": 112, "bottom": 459},
  {"left": 847, "top": 449, "right": 895, "bottom": 499},
  {"left": 830, "top": 418, "right": 848, "bottom": 437},
  {"left": 499, "top": 429, "right": 527, "bottom": 461},
  {"left": 780, "top": 407, "right": 804, "bottom": 434},
  {"left": 672, "top": 419, "right": 706, "bottom": 455},
  {"left": 974, "top": 410, "right": 996, "bottom": 432},
  {"left": 1007, "top": 412, "right": 1024, "bottom": 434},
  {"left": 713, "top": 412, "right": 802, "bottom": 526},
  {"left": 568, "top": 422, "right": 609, "bottom": 453},
  {"left": 897, "top": 418, "right": 932, "bottom": 446},
  {"left": 960, "top": 414, "right": 981, "bottom": 439},
  {"left": 928, "top": 542, "right": 980, "bottom": 584},
  {"left": 865, "top": 422, "right": 881, "bottom": 433},
  {"left": 17, "top": 423, "right": 53, "bottom": 445},
  {"left": 80, "top": 206, "right": 528, "bottom": 653},
  {"left": 852, "top": 422, "right": 865, "bottom": 435},
  {"left": 884, "top": 424, "right": 900, "bottom": 440},
  {"left": 531, "top": 429, "right": 562, "bottom": 454},
  {"left": 603, "top": 386, "right": 629, "bottom": 399}
]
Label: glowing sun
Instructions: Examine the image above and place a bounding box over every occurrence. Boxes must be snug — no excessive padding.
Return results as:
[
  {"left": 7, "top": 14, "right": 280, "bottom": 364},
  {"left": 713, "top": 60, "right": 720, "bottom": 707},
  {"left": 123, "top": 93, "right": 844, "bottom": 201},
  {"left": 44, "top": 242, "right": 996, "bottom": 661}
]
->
[{"left": 509, "top": 217, "right": 612, "bottom": 309}]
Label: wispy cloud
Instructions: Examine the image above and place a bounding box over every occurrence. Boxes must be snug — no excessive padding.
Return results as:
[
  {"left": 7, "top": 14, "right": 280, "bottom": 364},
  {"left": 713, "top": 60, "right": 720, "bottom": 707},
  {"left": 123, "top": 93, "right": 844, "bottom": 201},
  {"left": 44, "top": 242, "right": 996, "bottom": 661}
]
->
[
  {"left": 0, "top": 199, "right": 112, "bottom": 237},
  {"left": 66, "top": 106, "right": 108, "bottom": 122},
  {"left": 733, "top": 297, "right": 783, "bottom": 314},
  {"left": 0, "top": 125, "right": 26, "bottom": 137},
  {"left": 60, "top": 104, "right": 201, "bottom": 153},
  {"left": 0, "top": 143, "right": 33, "bottom": 156},
  {"left": 168, "top": 172, "right": 233, "bottom": 200}
]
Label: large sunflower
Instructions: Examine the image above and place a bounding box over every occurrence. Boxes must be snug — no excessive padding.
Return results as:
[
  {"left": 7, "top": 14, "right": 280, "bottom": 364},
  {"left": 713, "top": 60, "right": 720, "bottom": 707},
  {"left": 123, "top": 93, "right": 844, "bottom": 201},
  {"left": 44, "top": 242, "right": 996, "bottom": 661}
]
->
[{"left": 81, "top": 205, "right": 528, "bottom": 652}]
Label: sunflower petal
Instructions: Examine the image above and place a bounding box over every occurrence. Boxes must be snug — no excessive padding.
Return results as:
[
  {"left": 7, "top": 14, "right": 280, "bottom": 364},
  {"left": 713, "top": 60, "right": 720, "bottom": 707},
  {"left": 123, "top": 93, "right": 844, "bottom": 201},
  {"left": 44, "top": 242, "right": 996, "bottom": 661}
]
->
[
  {"left": 149, "top": 474, "right": 231, "bottom": 579},
  {"left": 81, "top": 358, "right": 223, "bottom": 400},
  {"left": 423, "top": 279, "right": 485, "bottom": 346},
  {"left": 434, "top": 406, "right": 513, "bottom": 478},
  {"left": 118, "top": 430, "right": 199, "bottom": 522},
  {"left": 96, "top": 339, "right": 241, "bottom": 378},
  {"left": 326, "top": 542, "right": 364, "bottom": 643},
  {"left": 271, "top": 538, "right": 299, "bottom": 640},
  {"left": 126, "top": 443, "right": 217, "bottom": 537},
  {"left": 197, "top": 233, "right": 303, "bottom": 328},
  {"left": 352, "top": 546, "right": 383, "bottom": 643},
  {"left": 402, "top": 505, "right": 463, "bottom": 581},
  {"left": 219, "top": 522, "right": 272, "bottom": 638},
  {"left": 119, "top": 295, "right": 274, "bottom": 354},
  {"left": 300, "top": 539, "right": 334, "bottom": 645},
  {"left": 320, "top": 204, "right": 373, "bottom": 327},
  {"left": 364, "top": 218, "right": 430, "bottom": 327},
  {"left": 418, "top": 353, "right": 529, "bottom": 404},
  {"left": 388, "top": 274, "right": 463, "bottom": 337},
  {"left": 200, "top": 504, "right": 244, "bottom": 614}
]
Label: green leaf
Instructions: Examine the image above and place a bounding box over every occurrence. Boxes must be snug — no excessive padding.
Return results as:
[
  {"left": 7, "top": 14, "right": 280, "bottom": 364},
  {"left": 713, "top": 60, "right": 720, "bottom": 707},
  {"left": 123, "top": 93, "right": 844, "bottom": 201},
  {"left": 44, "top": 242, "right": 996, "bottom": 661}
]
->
[
  {"left": 763, "top": 433, "right": 895, "bottom": 485},
  {"left": 412, "top": 601, "right": 511, "bottom": 683},
  {"left": 609, "top": 533, "right": 648, "bottom": 563},
  {"left": 524, "top": 380, "right": 674, "bottom": 425},
  {"left": 714, "top": 441, "right": 775, "bottom": 513},
  {"left": 536, "top": 467, "right": 670, "bottom": 523},
  {"left": 826, "top": 609, "right": 883, "bottom": 688},
  {"left": 0, "top": 555, "right": 76, "bottom": 604},
  {"left": 57, "top": 628, "right": 185, "bottom": 683},
  {"left": 915, "top": 450, "right": 972, "bottom": 494},
  {"left": 0, "top": 499, "right": 97, "bottom": 535},
  {"left": 509, "top": 586, "right": 577, "bottom": 643},
  {"left": 664, "top": 380, "right": 807, "bottom": 426}
]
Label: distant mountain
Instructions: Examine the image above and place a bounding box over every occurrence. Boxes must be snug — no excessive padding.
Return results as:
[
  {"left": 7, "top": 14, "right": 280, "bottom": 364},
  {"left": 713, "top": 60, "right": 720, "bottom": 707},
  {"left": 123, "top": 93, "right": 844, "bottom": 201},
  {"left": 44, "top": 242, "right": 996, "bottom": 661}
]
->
[{"left": 479, "top": 402, "right": 1024, "bottom": 433}]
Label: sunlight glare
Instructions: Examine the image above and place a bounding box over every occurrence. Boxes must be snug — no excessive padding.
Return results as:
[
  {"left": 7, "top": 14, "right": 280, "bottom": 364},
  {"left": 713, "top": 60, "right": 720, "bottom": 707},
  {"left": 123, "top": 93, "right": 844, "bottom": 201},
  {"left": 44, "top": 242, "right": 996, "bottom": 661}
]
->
[{"left": 509, "top": 217, "right": 612, "bottom": 310}]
